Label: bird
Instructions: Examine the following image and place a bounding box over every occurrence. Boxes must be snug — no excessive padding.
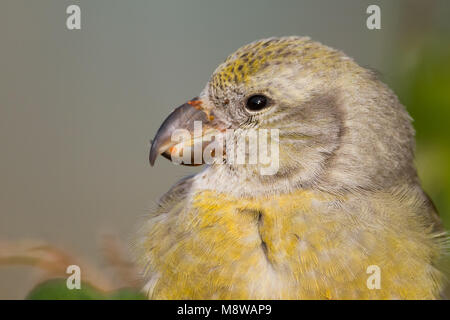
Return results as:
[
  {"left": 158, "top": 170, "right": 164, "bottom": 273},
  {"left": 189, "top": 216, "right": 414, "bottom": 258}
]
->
[{"left": 134, "top": 36, "right": 449, "bottom": 299}]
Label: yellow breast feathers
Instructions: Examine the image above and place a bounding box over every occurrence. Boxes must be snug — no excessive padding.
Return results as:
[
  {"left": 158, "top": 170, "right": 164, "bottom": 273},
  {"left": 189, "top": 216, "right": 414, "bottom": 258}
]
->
[{"left": 135, "top": 187, "right": 447, "bottom": 299}]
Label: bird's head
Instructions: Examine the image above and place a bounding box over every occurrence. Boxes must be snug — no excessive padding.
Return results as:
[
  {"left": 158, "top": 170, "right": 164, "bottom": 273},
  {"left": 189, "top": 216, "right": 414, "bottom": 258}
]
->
[{"left": 150, "top": 37, "right": 416, "bottom": 195}]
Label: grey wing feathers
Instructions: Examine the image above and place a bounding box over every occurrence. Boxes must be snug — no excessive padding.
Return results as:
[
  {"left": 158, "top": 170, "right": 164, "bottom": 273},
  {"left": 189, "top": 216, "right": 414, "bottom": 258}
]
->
[{"left": 157, "top": 174, "right": 195, "bottom": 209}]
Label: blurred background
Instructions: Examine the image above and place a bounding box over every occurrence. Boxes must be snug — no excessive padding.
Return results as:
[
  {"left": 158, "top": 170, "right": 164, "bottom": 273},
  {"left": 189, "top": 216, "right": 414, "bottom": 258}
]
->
[{"left": 0, "top": 0, "right": 449, "bottom": 299}]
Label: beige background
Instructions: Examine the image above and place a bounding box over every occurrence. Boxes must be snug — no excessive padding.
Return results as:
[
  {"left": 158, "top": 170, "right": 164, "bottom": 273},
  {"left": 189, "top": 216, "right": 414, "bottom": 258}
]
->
[{"left": 0, "top": 0, "right": 449, "bottom": 299}]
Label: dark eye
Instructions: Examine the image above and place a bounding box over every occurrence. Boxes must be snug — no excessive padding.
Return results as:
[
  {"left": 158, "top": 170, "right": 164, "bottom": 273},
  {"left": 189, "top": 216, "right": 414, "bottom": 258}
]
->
[{"left": 246, "top": 95, "right": 269, "bottom": 111}]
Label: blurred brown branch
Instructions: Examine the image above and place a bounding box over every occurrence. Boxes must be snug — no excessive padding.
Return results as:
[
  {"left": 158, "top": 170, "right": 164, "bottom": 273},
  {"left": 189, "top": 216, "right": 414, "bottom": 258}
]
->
[{"left": 0, "top": 234, "right": 142, "bottom": 294}]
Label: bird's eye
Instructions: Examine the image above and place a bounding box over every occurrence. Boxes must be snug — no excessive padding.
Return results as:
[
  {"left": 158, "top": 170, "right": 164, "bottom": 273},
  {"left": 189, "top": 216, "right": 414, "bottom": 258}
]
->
[{"left": 245, "top": 95, "right": 269, "bottom": 112}]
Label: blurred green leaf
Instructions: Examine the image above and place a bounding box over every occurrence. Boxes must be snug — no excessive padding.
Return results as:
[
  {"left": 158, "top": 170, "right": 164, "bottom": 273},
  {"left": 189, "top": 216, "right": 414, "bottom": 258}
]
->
[
  {"left": 26, "top": 279, "right": 146, "bottom": 300},
  {"left": 26, "top": 279, "right": 106, "bottom": 300},
  {"left": 108, "top": 288, "right": 146, "bottom": 300},
  {"left": 389, "top": 36, "right": 450, "bottom": 229}
]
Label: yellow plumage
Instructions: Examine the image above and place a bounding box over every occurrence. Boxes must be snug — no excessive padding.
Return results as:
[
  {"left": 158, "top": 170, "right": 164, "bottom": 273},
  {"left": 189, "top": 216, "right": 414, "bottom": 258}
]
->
[{"left": 136, "top": 186, "right": 447, "bottom": 299}]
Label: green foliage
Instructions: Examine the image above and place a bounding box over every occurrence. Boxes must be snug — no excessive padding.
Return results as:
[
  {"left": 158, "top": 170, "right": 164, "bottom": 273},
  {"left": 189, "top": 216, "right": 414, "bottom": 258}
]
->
[
  {"left": 390, "top": 36, "right": 450, "bottom": 229},
  {"left": 26, "top": 279, "right": 146, "bottom": 300}
]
